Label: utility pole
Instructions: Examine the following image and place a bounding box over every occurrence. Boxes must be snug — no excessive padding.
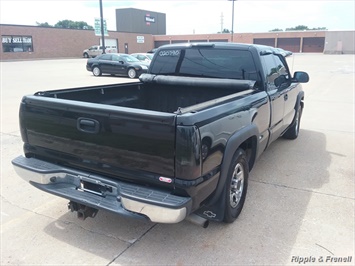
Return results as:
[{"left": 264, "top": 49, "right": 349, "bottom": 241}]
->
[
  {"left": 99, "top": 0, "right": 106, "bottom": 54},
  {"left": 220, "top": 13, "right": 224, "bottom": 33},
  {"left": 231, "top": 0, "right": 235, "bottom": 42}
]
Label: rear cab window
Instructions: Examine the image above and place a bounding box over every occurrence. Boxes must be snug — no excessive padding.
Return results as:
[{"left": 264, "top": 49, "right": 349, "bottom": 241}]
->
[{"left": 150, "top": 47, "right": 259, "bottom": 81}]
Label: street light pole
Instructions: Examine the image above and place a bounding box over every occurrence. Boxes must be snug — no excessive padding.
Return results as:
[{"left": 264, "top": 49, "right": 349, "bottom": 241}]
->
[
  {"left": 99, "top": 0, "right": 106, "bottom": 54},
  {"left": 231, "top": 0, "right": 235, "bottom": 42}
]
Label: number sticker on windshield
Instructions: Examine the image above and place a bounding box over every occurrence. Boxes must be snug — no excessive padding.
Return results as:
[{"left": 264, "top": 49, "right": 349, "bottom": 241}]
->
[{"left": 159, "top": 50, "right": 180, "bottom": 57}]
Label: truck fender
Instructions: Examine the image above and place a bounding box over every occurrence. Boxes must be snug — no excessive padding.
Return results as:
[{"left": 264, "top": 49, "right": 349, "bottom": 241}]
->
[
  {"left": 290, "top": 91, "right": 305, "bottom": 126},
  {"left": 195, "top": 124, "right": 259, "bottom": 221},
  {"left": 296, "top": 91, "right": 305, "bottom": 109}
]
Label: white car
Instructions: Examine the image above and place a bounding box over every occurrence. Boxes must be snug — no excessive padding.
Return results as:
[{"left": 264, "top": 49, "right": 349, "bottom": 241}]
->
[
  {"left": 83, "top": 45, "right": 117, "bottom": 58},
  {"left": 130, "top": 53, "right": 153, "bottom": 63}
]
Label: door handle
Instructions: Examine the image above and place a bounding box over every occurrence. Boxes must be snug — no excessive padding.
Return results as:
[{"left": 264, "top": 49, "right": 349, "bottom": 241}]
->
[
  {"left": 284, "top": 94, "right": 288, "bottom": 101},
  {"left": 77, "top": 118, "right": 100, "bottom": 134}
]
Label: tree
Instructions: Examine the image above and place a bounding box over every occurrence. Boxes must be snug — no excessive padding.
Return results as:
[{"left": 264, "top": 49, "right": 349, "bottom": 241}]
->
[
  {"left": 310, "top": 27, "right": 327, "bottom": 30},
  {"left": 269, "top": 28, "right": 283, "bottom": 32},
  {"left": 270, "top": 25, "right": 328, "bottom": 32},
  {"left": 218, "top": 29, "right": 230, "bottom": 33},
  {"left": 285, "top": 25, "right": 309, "bottom": 31},
  {"left": 54, "top": 20, "right": 94, "bottom": 30},
  {"left": 36, "top": 22, "right": 53, "bottom": 27}
]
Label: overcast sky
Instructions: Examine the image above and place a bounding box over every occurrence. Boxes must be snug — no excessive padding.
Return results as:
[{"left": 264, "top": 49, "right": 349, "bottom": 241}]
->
[{"left": 1, "top": 0, "right": 354, "bottom": 34}]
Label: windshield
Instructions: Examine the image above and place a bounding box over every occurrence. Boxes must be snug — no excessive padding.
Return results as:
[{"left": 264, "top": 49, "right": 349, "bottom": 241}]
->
[{"left": 150, "top": 48, "right": 258, "bottom": 80}]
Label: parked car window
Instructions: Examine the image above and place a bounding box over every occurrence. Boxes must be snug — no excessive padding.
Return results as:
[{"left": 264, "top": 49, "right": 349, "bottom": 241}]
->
[
  {"left": 121, "top": 54, "right": 140, "bottom": 62},
  {"left": 112, "top": 54, "right": 120, "bottom": 61},
  {"left": 100, "top": 54, "right": 112, "bottom": 60}
]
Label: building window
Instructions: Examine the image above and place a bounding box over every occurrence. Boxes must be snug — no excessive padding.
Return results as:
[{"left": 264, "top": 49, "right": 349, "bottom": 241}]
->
[{"left": 2, "top": 35, "right": 33, "bottom": 52}]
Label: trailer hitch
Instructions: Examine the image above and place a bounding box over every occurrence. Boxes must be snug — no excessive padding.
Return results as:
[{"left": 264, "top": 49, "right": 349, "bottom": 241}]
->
[{"left": 68, "top": 201, "right": 98, "bottom": 220}]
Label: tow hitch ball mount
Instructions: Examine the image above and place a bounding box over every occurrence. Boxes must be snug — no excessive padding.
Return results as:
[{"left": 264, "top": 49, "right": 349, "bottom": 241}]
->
[{"left": 68, "top": 201, "right": 98, "bottom": 220}]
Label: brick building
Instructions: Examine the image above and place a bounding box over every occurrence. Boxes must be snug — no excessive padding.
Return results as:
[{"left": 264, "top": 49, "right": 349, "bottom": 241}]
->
[{"left": 1, "top": 7, "right": 354, "bottom": 61}]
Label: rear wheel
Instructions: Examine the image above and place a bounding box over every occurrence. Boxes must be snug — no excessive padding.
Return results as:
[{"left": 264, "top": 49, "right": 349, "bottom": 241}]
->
[
  {"left": 223, "top": 148, "right": 249, "bottom": 223},
  {"left": 92, "top": 66, "right": 102, "bottom": 76},
  {"left": 83, "top": 53, "right": 89, "bottom": 58},
  {"left": 127, "top": 68, "right": 137, "bottom": 79},
  {"left": 283, "top": 104, "right": 302, "bottom": 139}
]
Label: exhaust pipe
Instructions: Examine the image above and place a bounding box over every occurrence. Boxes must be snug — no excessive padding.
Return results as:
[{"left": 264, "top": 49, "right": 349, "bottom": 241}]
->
[{"left": 186, "top": 213, "right": 209, "bottom": 228}]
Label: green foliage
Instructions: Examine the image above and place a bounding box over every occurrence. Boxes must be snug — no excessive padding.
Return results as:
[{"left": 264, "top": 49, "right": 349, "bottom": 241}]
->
[
  {"left": 36, "top": 22, "right": 53, "bottom": 27},
  {"left": 286, "top": 25, "right": 309, "bottom": 31},
  {"left": 54, "top": 20, "right": 94, "bottom": 30},
  {"left": 285, "top": 25, "right": 328, "bottom": 31},
  {"left": 36, "top": 20, "right": 93, "bottom": 30},
  {"left": 269, "top": 28, "right": 283, "bottom": 32},
  {"left": 218, "top": 29, "right": 231, "bottom": 33}
]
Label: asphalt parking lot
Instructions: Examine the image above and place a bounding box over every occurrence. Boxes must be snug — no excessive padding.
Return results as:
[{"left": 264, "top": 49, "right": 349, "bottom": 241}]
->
[{"left": 1, "top": 54, "right": 354, "bottom": 265}]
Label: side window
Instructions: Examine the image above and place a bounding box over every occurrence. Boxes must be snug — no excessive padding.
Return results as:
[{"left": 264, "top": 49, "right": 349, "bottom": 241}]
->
[
  {"left": 112, "top": 55, "right": 119, "bottom": 61},
  {"left": 100, "top": 54, "right": 112, "bottom": 60},
  {"left": 262, "top": 54, "right": 289, "bottom": 90},
  {"left": 273, "top": 55, "right": 289, "bottom": 78}
]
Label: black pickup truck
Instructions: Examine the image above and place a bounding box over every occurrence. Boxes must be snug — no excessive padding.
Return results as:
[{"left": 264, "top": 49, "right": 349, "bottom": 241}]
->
[{"left": 12, "top": 43, "right": 309, "bottom": 227}]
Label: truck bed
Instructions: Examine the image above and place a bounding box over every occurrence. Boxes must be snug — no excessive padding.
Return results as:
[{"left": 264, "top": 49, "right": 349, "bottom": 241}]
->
[
  {"left": 35, "top": 76, "right": 255, "bottom": 113},
  {"left": 20, "top": 76, "right": 256, "bottom": 191}
]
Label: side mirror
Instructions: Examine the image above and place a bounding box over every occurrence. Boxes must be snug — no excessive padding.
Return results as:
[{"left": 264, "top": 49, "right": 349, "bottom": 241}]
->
[
  {"left": 292, "top": 71, "right": 309, "bottom": 83},
  {"left": 119, "top": 61, "right": 125, "bottom": 64},
  {"left": 274, "top": 74, "right": 288, "bottom": 87}
]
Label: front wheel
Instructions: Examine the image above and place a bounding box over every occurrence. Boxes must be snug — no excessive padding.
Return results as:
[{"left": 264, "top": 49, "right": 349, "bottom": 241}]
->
[
  {"left": 283, "top": 105, "right": 302, "bottom": 139},
  {"left": 92, "top": 66, "right": 102, "bottom": 76},
  {"left": 83, "top": 53, "right": 89, "bottom": 58},
  {"left": 223, "top": 148, "right": 249, "bottom": 223},
  {"left": 127, "top": 68, "right": 137, "bottom": 79}
]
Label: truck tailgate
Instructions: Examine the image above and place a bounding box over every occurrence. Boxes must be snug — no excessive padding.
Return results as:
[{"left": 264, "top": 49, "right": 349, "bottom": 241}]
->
[{"left": 20, "top": 96, "right": 177, "bottom": 183}]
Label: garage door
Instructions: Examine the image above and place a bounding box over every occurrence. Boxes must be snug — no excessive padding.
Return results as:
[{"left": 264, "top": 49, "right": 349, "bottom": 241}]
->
[
  {"left": 278, "top": 38, "right": 301, "bottom": 53},
  {"left": 154, "top": 41, "right": 170, "bottom": 48},
  {"left": 302, "top": 37, "right": 325, "bottom": 53},
  {"left": 253, "top": 38, "right": 275, "bottom": 46}
]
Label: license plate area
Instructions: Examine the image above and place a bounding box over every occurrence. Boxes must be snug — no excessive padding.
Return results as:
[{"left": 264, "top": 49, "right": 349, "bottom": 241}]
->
[{"left": 78, "top": 177, "right": 113, "bottom": 197}]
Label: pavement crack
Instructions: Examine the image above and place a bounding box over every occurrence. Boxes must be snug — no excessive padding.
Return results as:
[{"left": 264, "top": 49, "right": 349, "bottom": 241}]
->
[
  {"left": 316, "top": 243, "right": 335, "bottom": 255},
  {"left": 107, "top": 223, "right": 157, "bottom": 266}
]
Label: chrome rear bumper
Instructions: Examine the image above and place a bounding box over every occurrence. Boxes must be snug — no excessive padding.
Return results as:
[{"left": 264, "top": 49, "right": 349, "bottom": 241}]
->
[{"left": 12, "top": 156, "right": 191, "bottom": 224}]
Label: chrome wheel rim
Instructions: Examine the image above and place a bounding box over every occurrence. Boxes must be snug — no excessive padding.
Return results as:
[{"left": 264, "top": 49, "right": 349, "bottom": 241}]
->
[
  {"left": 93, "top": 67, "right": 100, "bottom": 76},
  {"left": 230, "top": 162, "right": 244, "bottom": 208},
  {"left": 128, "top": 69, "right": 136, "bottom": 78}
]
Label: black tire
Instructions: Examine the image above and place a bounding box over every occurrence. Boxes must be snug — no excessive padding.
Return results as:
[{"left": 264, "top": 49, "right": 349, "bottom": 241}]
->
[
  {"left": 92, "top": 66, "right": 102, "bottom": 76},
  {"left": 127, "top": 68, "right": 137, "bottom": 79},
  {"left": 283, "top": 104, "right": 302, "bottom": 140},
  {"left": 83, "top": 53, "right": 89, "bottom": 58},
  {"left": 223, "top": 148, "right": 249, "bottom": 223}
]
